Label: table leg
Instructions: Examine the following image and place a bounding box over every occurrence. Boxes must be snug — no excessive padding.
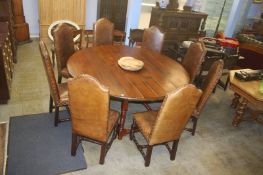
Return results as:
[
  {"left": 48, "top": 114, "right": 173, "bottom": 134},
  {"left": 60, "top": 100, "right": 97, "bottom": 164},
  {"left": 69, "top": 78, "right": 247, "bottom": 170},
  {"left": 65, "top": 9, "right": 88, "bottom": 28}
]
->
[
  {"left": 231, "top": 93, "right": 240, "bottom": 109},
  {"left": 118, "top": 100, "right": 129, "bottom": 140},
  {"left": 232, "top": 97, "right": 248, "bottom": 127}
]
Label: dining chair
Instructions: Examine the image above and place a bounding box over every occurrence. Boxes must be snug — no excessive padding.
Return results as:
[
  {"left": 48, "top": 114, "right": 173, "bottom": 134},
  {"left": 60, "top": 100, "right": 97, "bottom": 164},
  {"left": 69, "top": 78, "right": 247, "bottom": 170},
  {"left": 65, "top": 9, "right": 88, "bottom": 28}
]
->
[
  {"left": 181, "top": 41, "right": 207, "bottom": 83},
  {"left": 48, "top": 20, "right": 81, "bottom": 67},
  {"left": 128, "top": 28, "right": 144, "bottom": 47},
  {"left": 53, "top": 23, "right": 75, "bottom": 84},
  {"left": 39, "top": 40, "right": 69, "bottom": 127},
  {"left": 130, "top": 84, "right": 202, "bottom": 167},
  {"left": 93, "top": 18, "right": 114, "bottom": 46},
  {"left": 186, "top": 59, "right": 224, "bottom": 136},
  {"left": 68, "top": 74, "right": 119, "bottom": 165},
  {"left": 141, "top": 26, "right": 165, "bottom": 53}
]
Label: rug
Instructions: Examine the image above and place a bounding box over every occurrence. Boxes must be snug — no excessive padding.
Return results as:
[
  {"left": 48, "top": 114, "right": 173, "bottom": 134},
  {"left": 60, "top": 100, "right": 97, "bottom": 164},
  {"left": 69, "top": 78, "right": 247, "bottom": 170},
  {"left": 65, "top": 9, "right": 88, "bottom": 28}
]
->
[{"left": 6, "top": 111, "right": 87, "bottom": 175}]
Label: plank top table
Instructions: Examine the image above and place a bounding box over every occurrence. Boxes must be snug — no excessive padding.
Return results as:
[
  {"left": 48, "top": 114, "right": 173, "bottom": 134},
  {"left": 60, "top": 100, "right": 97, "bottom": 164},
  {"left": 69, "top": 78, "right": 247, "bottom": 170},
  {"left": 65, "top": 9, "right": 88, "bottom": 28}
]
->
[
  {"left": 67, "top": 45, "right": 190, "bottom": 139},
  {"left": 229, "top": 70, "right": 263, "bottom": 126}
]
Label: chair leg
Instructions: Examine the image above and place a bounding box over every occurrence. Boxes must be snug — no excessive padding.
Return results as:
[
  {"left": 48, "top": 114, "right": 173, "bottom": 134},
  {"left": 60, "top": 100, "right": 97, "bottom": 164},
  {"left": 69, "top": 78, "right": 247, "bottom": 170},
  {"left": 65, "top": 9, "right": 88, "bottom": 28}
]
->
[
  {"left": 71, "top": 133, "right": 78, "bottom": 156},
  {"left": 99, "top": 143, "right": 107, "bottom": 165},
  {"left": 54, "top": 106, "right": 59, "bottom": 127},
  {"left": 192, "top": 117, "right": 198, "bottom": 136},
  {"left": 170, "top": 140, "right": 179, "bottom": 160},
  {"left": 130, "top": 120, "right": 135, "bottom": 140},
  {"left": 51, "top": 49, "right": 55, "bottom": 67},
  {"left": 58, "top": 74, "right": 62, "bottom": 84},
  {"left": 145, "top": 145, "right": 153, "bottom": 167},
  {"left": 49, "top": 95, "right": 53, "bottom": 113},
  {"left": 224, "top": 75, "right": 230, "bottom": 91}
]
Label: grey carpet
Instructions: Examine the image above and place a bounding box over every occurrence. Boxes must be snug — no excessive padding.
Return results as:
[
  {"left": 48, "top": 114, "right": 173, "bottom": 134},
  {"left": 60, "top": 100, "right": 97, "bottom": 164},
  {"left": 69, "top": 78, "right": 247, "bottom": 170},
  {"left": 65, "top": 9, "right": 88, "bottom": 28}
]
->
[{"left": 6, "top": 111, "right": 87, "bottom": 175}]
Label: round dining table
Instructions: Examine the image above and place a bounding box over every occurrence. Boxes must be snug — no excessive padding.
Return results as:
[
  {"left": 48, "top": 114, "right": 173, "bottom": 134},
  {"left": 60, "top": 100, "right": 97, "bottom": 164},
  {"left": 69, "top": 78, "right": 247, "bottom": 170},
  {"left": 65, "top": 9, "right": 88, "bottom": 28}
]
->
[{"left": 67, "top": 45, "right": 190, "bottom": 139}]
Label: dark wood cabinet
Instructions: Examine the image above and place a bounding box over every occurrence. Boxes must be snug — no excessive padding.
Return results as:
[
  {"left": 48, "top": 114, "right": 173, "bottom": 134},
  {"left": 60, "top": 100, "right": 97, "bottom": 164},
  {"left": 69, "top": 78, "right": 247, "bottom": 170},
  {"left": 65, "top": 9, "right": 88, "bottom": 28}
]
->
[
  {"left": 149, "top": 8, "right": 208, "bottom": 52},
  {"left": 97, "top": 0, "right": 128, "bottom": 31},
  {"left": 0, "top": 0, "right": 17, "bottom": 63},
  {"left": 0, "top": 22, "right": 14, "bottom": 104}
]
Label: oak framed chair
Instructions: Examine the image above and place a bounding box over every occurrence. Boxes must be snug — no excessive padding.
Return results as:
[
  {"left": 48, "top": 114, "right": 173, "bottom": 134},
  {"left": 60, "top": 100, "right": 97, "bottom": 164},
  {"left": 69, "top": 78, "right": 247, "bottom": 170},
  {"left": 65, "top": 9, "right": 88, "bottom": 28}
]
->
[
  {"left": 141, "top": 26, "right": 165, "bottom": 53},
  {"left": 68, "top": 74, "right": 119, "bottom": 164},
  {"left": 39, "top": 40, "right": 69, "bottom": 126},
  {"left": 93, "top": 18, "right": 114, "bottom": 46},
  {"left": 128, "top": 28, "right": 145, "bottom": 47},
  {"left": 130, "top": 84, "right": 202, "bottom": 166},
  {"left": 53, "top": 23, "right": 76, "bottom": 84},
  {"left": 181, "top": 41, "right": 207, "bottom": 83},
  {"left": 186, "top": 59, "right": 224, "bottom": 135}
]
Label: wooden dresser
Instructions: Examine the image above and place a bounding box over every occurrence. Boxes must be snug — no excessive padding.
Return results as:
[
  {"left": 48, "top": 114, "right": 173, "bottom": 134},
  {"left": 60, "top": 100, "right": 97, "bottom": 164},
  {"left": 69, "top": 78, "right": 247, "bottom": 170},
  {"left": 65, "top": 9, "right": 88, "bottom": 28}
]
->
[
  {"left": 149, "top": 8, "right": 208, "bottom": 53},
  {"left": 0, "top": 0, "right": 17, "bottom": 63},
  {"left": 38, "top": 0, "right": 86, "bottom": 43},
  {"left": 0, "top": 22, "right": 14, "bottom": 104}
]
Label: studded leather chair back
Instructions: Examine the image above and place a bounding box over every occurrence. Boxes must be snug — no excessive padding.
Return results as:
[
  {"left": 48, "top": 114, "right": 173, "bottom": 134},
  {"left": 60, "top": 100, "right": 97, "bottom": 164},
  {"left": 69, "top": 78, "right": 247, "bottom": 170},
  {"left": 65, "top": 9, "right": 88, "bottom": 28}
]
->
[
  {"left": 149, "top": 84, "right": 202, "bottom": 145},
  {"left": 195, "top": 59, "right": 224, "bottom": 116},
  {"left": 93, "top": 18, "right": 114, "bottom": 46},
  {"left": 39, "top": 41, "right": 60, "bottom": 105},
  {"left": 182, "top": 41, "right": 206, "bottom": 83},
  {"left": 53, "top": 23, "right": 75, "bottom": 74},
  {"left": 68, "top": 74, "right": 110, "bottom": 142},
  {"left": 142, "top": 26, "right": 164, "bottom": 53}
]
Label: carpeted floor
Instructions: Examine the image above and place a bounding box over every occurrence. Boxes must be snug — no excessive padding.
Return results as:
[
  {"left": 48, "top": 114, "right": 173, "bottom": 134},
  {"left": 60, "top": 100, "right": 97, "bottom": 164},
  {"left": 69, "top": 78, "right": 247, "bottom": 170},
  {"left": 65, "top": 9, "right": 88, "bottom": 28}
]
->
[{"left": 6, "top": 111, "right": 87, "bottom": 175}]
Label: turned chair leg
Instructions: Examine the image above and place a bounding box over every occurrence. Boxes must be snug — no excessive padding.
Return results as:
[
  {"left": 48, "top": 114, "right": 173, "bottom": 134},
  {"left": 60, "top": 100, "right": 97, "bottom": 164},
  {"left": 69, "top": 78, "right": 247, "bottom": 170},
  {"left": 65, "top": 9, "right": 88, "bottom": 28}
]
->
[
  {"left": 192, "top": 117, "right": 198, "bottom": 136},
  {"left": 49, "top": 95, "right": 53, "bottom": 113},
  {"left": 54, "top": 106, "right": 59, "bottom": 126},
  {"left": 71, "top": 133, "right": 78, "bottom": 156},
  {"left": 145, "top": 146, "right": 153, "bottom": 167},
  {"left": 99, "top": 143, "right": 107, "bottom": 165},
  {"left": 170, "top": 140, "right": 179, "bottom": 160}
]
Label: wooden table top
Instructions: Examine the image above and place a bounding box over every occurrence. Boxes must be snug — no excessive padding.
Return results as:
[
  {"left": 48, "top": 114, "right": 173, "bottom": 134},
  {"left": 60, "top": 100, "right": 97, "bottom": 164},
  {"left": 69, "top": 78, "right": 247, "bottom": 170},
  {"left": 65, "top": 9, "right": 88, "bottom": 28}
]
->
[
  {"left": 229, "top": 70, "right": 263, "bottom": 108},
  {"left": 67, "top": 45, "right": 190, "bottom": 101}
]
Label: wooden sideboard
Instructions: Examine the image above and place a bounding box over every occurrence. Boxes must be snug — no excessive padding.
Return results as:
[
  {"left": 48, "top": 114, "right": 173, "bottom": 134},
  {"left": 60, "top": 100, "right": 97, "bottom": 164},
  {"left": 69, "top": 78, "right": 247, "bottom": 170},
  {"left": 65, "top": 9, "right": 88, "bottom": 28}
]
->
[
  {"left": 0, "top": 0, "right": 17, "bottom": 63},
  {"left": 38, "top": 0, "right": 86, "bottom": 43},
  {"left": 149, "top": 8, "right": 207, "bottom": 53},
  {"left": 0, "top": 22, "right": 14, "bottom": 104}
]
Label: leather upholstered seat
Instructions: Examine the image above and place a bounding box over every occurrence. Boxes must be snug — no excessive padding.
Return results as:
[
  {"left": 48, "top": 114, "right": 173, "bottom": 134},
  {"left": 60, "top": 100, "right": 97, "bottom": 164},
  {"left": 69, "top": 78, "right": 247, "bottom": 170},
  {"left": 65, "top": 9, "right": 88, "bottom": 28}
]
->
[
  {"left": 39, "top": 41, "right": 69, "bottom": 126},
  {"left": 130, "top": 84, "right": 202, "bottom": 167},
  {"left": 68, "top": 74, "right": 119, "bottom": 165},
  {"left": 93, "top": 18, "right": 114, "bottom": 46}
]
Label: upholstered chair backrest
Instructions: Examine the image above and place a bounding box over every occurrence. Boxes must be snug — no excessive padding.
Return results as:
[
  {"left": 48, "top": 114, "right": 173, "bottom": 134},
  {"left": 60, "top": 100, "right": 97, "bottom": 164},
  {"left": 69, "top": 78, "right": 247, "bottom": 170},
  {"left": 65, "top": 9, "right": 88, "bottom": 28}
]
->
[
  {"left": 53, "top": 23, "right": 75, "bottom": 73},
  {"left": 68, "top": 74, "right": 110, "bottom": 142},
  {"left": 181, "top": 41, "right": 207, "bottom": 83},
  {"left": 93, "top": 18, "right": 114, "bottom": 46},
  {"left": 195, "top": 59, "right": 224, "bottom": 116},
  {"left": 149, "top": 84, "right": 202, "bottom": 145},
  {"left": 142, "top": 26, "right": 165, "bottom": 53},
  {"left": 39, "top": 41, "right": 60, "bottom": 105}
]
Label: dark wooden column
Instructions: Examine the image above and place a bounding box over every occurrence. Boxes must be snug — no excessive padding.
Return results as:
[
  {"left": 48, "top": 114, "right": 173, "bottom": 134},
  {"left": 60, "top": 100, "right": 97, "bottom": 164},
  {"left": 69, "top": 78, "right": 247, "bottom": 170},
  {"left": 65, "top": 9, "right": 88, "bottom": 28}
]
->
[{"left": 11, "top": 0, "right": 30, "bottom": 42}]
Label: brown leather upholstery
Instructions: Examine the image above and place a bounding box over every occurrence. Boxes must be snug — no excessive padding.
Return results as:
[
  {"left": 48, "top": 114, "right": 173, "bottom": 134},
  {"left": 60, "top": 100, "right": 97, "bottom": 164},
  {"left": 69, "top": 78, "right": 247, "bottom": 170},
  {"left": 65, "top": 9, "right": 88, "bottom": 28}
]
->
[
  {"left": 130, "top": 84, "right": 202, "bottom": 166},
  {"left": 93, "top": 18, "right": 114, "bottom": 46},
  {"left": 68, "top": 74, "right": 119, "bottom": 164},
  {"left": 187, "top": 59, "right": 224, "bottom": 136},
  {"left": 181, "top": 41, "right": 207, "bottom": 83},
  {"left": 53, "top": 23, "right": 75, "bottom": 83},
  {"left": 142, "top": 26, "right": 164, "bottom": 53},
  {"left": 39, "top": 41, "right": 69, "bottom": 126}
]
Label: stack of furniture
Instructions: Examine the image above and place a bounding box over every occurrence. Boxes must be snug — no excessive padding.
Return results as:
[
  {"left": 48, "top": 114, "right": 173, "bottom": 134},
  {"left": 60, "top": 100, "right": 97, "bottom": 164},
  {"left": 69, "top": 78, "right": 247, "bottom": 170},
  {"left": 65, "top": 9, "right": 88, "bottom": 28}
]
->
[
  {"left": 38, "top": 0, "right": 86, "bottom": 43},
  {"left": 0, "top": 0, "right": 17, "bottom": 62},
  {"left": 0, "top": 22, "right": 14, "bottom": 104},
  {"left": 149, "top": 7, "right": 207, "bottom": 54},
  {"left": 237, "top": 20, "right": 263, "bottom": 69}
]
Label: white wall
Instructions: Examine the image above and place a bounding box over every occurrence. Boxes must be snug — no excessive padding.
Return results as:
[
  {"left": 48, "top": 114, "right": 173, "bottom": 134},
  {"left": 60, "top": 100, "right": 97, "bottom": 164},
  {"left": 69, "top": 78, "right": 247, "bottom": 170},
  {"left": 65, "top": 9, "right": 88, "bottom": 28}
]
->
[{"left": 23, "top": 0, "right": 39, "bottom": 37}]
